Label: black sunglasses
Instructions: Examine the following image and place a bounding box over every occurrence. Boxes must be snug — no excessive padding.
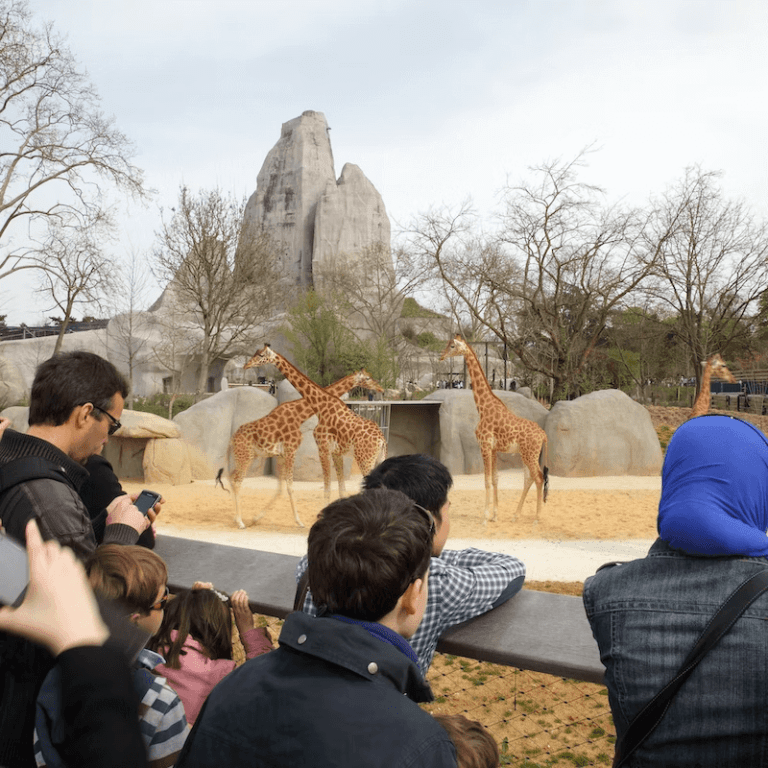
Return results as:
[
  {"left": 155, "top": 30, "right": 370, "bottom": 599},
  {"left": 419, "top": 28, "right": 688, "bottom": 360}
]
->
[
  {"left": 92, "top": 404, "right": 122, "bottom": 435},
  {"left": 150, "top": 586, "right": 170, "bottom": 612},
  {"left": 413, "top": 503, "right": 437, "bottom": 537}
]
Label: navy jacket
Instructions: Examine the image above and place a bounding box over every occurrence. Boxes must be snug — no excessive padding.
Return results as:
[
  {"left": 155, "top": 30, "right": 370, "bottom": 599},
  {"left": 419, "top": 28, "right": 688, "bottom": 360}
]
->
[{"left": 176, "top": 611, "right": 457, "bottom": 768}]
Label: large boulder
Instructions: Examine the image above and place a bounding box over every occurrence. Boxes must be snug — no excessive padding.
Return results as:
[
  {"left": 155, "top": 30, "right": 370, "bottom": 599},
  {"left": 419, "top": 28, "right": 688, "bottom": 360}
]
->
[
  {"left": 425, "top": 390, "right": 549, "bottom": 477},
  {"left": 545, "top": 389, "right": 662, "bottom": 476},
  {"left": 0, "top": 405, "right": 29, "bottom": 432},
  {"left": 0, "top": 356, "right": 26, "bottom": 409},
  {"left": 143, "top": 438, "right": 192, "bottom": 485},
  {"left": 118, "top": 410, "right": 181, "bottom": 439},
  {"left": 173, "top": 388, "right": 277, "bottom": 479}
]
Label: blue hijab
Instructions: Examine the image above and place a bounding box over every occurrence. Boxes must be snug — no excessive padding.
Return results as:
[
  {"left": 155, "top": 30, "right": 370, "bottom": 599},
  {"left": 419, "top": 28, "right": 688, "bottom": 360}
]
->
[{"left": 658, "top": 415, "right": 768, "bottom": 556}]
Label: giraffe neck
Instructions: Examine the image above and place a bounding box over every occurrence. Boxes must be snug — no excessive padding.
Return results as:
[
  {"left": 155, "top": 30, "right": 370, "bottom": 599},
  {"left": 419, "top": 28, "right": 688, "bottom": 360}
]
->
[
  {"left": 326, "top": 373, "right": 358, "bottom": 398},
  {"left": 692, "top": 361, "right": 713, "bottom": 414},
  {"left": 270, "top": 353, "right": 340, "bottom": 412},
  {"left": 461, "top": 346, "right": 498, "bottom": 416}
]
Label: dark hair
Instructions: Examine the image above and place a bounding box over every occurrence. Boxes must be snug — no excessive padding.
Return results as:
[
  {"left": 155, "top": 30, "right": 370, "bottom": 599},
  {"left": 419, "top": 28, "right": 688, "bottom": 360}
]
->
[
  {"left": 29, "top": 351, "right": 130, "bottom": 427},
  {"left": 86, "top": 545, "right": 168, "bottom": 615},
  {"left": 363, "top": 454, "right": 453, "bottom": 522},
  {"left": 148, "top": 587, "right": 233, "bottom": 668},
  {"left": 308, "top": 489, "right": 432, "bottom": 622},
  {"left": 434, "top": 714, "right": 500, "bottom": 768}
]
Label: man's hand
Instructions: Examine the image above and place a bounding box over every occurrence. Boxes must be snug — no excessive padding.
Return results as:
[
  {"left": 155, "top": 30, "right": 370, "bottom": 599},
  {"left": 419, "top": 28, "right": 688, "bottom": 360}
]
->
[
  {"left": 128, "top": 491, "right": 164, "bottom": 522},
  {"left": 106, "top": 494, "right": 150, "bottom": 533}
]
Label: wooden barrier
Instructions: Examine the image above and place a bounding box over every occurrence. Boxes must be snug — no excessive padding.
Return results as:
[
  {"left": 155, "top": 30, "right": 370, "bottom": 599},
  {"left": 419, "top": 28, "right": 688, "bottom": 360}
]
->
[{"left": 155, "top": 534, "right": 606, "bottom": 685}]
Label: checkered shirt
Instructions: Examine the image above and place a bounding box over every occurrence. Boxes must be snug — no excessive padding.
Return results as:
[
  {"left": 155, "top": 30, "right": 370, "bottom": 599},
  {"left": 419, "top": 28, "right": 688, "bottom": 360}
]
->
[{"left": 296, "top": 548, "right": 526, "bottom": 676}]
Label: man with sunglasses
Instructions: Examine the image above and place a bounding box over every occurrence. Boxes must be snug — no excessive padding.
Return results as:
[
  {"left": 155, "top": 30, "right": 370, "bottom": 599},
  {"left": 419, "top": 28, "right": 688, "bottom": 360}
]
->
[{"left": 0, "top": 350, "right": 153, "bottom": 768}]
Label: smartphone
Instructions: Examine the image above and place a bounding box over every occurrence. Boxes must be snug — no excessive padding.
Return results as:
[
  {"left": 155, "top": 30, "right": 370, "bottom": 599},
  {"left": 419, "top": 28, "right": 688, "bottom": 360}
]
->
[
  {"left": 0, "top": 532, "right": 29, "bottom": 608},
  {"left": 134, "top": 490, "right": 161, "bottom": 516}
]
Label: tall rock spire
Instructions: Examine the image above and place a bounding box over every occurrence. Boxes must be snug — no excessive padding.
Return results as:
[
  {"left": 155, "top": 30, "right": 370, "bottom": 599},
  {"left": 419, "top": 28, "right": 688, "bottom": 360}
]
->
[{"left": 243, "top": 110, "right": 335, "bottom": 287}]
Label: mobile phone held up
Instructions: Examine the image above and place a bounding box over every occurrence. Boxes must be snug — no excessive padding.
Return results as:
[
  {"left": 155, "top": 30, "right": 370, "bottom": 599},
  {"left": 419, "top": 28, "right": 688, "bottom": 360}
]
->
[
  {"left": 0, "top": 532, "right": 29, "bottom": 607},
  {"left": 134, "top": 490, "right": 161, "bottom": 517}
]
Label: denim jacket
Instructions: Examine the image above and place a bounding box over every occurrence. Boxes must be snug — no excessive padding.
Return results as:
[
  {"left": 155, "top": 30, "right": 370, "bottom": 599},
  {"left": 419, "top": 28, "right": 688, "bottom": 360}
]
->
[{"left": 584, "top": 539, "right": 768, "bottom": 768}]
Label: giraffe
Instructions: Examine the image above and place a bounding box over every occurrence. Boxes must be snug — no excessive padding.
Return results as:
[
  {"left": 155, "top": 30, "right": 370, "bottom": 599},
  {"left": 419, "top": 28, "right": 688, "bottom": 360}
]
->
[
  {"left": 245, "top": 344, "right": 387, "bottom": 503},
  {"left": 689, "top": 353, "right": 736, "bottom": 419},
  {"left": 441, "top": 335, "right": 549, "bottom": 523},
  {"left": 217, "top": 369, "right": 383, "bottom": 529}
]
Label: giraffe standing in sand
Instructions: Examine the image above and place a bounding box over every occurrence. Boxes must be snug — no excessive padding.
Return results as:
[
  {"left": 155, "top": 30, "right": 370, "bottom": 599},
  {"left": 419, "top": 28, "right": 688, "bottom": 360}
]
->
[
  {"left": 217, "top": 370, "right": 383, "bottom": 529},
  {"left": 441, "top": 335, "right": 549, "bottom": 523},
  {"left": 245, "top": 345, "right": 387, "bottom": 504},
  {"left": 689, "top": 353, "right": 736, "bottom": 419}
]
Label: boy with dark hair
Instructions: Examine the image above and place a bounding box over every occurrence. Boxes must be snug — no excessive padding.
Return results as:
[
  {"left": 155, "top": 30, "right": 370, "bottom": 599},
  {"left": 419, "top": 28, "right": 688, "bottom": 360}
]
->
[
  {"left": 297, "top": 454, "right": 526, "bottom": 674},
  {"left": 176, "top": 489, "right": 458, "bottom": 768}
]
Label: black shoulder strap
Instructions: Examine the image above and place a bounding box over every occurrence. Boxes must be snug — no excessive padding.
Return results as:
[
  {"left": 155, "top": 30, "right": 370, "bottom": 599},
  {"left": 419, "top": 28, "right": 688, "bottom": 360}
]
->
[
  {"left": 614, "top": 568, "right": 768, "bottom": 767},
  {"left": 0, "top": 457, "right": 69, "bottom": 494}
]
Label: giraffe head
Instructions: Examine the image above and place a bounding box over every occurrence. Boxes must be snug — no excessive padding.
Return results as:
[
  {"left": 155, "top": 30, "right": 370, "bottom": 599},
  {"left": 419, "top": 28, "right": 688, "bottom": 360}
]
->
[
  {"left": 702, "top": 354, "right": 736, "bottom": 383},
  {"left": 440, "top": 335, "right": 470, "bottom": 361},
  {"left": 353, "top": 369, "right": 384, "bottom": 393},
  {"left": 244, "top": 344, "right": 278, "bottom": 370}
]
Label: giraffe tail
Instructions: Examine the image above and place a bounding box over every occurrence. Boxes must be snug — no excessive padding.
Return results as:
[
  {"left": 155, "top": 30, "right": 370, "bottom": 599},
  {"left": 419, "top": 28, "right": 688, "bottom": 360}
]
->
[
  {"left": 215, "top": 468, "right": 229, "bottom": 493},
  {"left": 540, "top": 438, "right": 549, "bottom": 503},
  {"left": 215, "top": 443, "right": 233, "bottom": 494}
]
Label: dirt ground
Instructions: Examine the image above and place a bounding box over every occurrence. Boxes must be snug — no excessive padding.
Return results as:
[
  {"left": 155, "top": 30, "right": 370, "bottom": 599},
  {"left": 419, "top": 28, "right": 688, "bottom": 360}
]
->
[{"left": 134, "top": 405, "right": 764, "bottom": 766}]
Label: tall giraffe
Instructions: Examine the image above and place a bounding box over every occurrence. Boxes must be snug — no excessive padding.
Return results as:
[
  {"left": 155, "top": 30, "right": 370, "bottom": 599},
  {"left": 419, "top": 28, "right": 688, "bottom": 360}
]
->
[
  {"left": 441, "top": 335, "right": 549, "bottom": 523},
  {"left": 246, "top": 345, "right": 387, "bottom": 503},
  {"left": 217, "top": 370, "right": 383, "bottom": 529},
  {"left": 689, "top": 354, "right": 736, "bottom": 419}
]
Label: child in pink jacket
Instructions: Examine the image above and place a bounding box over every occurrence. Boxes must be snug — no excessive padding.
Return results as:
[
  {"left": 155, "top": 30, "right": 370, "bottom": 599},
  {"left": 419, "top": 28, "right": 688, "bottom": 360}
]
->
[{"left": 149, "top": 583, "right": 272, "bottom": 724}]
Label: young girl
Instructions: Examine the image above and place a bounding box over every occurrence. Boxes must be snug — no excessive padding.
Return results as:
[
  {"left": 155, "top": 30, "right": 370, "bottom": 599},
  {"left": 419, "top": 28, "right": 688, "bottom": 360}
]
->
[{"left": 148, "top": 583, "right": 272, "bottom": 724}]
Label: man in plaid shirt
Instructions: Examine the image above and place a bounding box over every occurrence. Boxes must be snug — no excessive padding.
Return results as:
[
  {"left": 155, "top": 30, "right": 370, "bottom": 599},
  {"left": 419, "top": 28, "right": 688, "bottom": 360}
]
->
[{"left": 296, "top": 454, "right": 526, "bottom": 676}]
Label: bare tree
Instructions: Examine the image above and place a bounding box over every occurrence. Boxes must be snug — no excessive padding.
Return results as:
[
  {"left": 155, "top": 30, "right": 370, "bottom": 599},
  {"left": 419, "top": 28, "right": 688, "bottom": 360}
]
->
[
  {"left": 109, "top": 246, "right": 154, "bottom": 406},
  {"left": 644, "top": 166, "right": 768, "bottom": 388},
  {"left": 30, "top": 210, "right": 114, "bottom": 354},
  {"left": 313, "top": 241, "right": 424, "bottom": 387},
  {"left": 153, "top": 186, "right": 281, "bottom": 393},
  {"left": 0, "top": 0, "right": 146, "bottom": 284},
  {"left": 409, "top": 157, "right": 668, "bottom": 401}
]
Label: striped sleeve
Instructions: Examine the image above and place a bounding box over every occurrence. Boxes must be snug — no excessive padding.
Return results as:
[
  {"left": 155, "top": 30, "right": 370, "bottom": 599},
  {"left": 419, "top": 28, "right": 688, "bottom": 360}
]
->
[{"left": 138, "top": 675, "right": 189, "bottom": 768}]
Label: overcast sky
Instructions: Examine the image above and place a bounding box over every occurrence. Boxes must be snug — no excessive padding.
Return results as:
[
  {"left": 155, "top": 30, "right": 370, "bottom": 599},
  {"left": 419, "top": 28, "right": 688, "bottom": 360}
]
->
[{"left": 3, "top": 0, "right": 768, "bottom": 324}]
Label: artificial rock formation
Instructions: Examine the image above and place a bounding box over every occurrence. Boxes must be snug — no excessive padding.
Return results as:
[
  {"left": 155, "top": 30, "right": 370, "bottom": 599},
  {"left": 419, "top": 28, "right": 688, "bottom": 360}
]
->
[
  {"left": 545, "top": 389, "right": 662, "bottom": 477},
  {"left": 242, "top": 111, "right": 393, "bottom": 302}
]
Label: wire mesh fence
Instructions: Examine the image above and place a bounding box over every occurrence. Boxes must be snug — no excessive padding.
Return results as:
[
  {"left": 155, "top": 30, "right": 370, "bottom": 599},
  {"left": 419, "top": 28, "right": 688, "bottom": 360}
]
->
[{"left": 425, "top": 654, "right": 614, "bottom": 766}]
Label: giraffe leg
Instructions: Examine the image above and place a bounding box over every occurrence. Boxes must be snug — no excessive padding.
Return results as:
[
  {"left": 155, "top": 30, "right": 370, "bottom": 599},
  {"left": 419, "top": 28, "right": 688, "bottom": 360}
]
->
[
  {"left": 515, "top": 462, "right": 536, "bottom": 522},
  {"left": 281, "top": 450, "right": 304, "bottom": 527},
  {"left": 230, "top": 473, "right": 246, "bottom": 529},
  {"left": 490, "top": 450, "right": 499, "bottom": 522},
  {"left": 253, "top": 455, "right": 285, "bottom": 525},
  {"left": 332, "top": 451, "right": 346, "bottom": 499},
  {"left": 480, "top": 445, "right": 494, "bottom": 523},
  {"left": 316, "top": 438, "right": 333, "bottom": 501}
]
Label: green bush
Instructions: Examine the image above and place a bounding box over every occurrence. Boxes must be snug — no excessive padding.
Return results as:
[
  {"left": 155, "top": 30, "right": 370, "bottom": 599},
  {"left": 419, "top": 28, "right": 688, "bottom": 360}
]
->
[{"left": 130, "top": 393, "right": 196, "bottom": 420}]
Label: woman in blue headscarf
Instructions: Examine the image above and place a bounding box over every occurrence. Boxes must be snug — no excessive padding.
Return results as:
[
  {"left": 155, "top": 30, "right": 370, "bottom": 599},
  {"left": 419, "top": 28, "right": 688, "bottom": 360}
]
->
[
  {"left": 658, "top": 415, "right": 768, "bottom": 556},
  {"left": 584, "top": 414, "right": 768, "bottom": 766}
]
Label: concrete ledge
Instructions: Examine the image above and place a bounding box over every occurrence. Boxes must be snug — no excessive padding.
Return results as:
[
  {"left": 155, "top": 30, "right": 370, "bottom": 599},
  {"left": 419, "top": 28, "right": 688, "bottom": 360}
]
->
[{"left": 154, "top": 534, "right": 605, "bottom": 684}]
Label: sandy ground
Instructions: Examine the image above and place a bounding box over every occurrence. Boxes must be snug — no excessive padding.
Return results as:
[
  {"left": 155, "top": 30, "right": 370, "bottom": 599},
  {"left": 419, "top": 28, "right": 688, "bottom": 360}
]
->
[{"left": 125, "top": 469, "right": 661, "bottom": 581}]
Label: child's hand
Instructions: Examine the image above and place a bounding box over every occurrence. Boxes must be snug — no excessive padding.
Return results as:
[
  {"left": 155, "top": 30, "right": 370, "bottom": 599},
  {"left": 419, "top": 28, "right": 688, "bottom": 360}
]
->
[
  {"left": 231, "top": 589, "right": 254, "bottom": 636},
  {"left": 192, "top": 581, "right": 213, "bottom": 590}
]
